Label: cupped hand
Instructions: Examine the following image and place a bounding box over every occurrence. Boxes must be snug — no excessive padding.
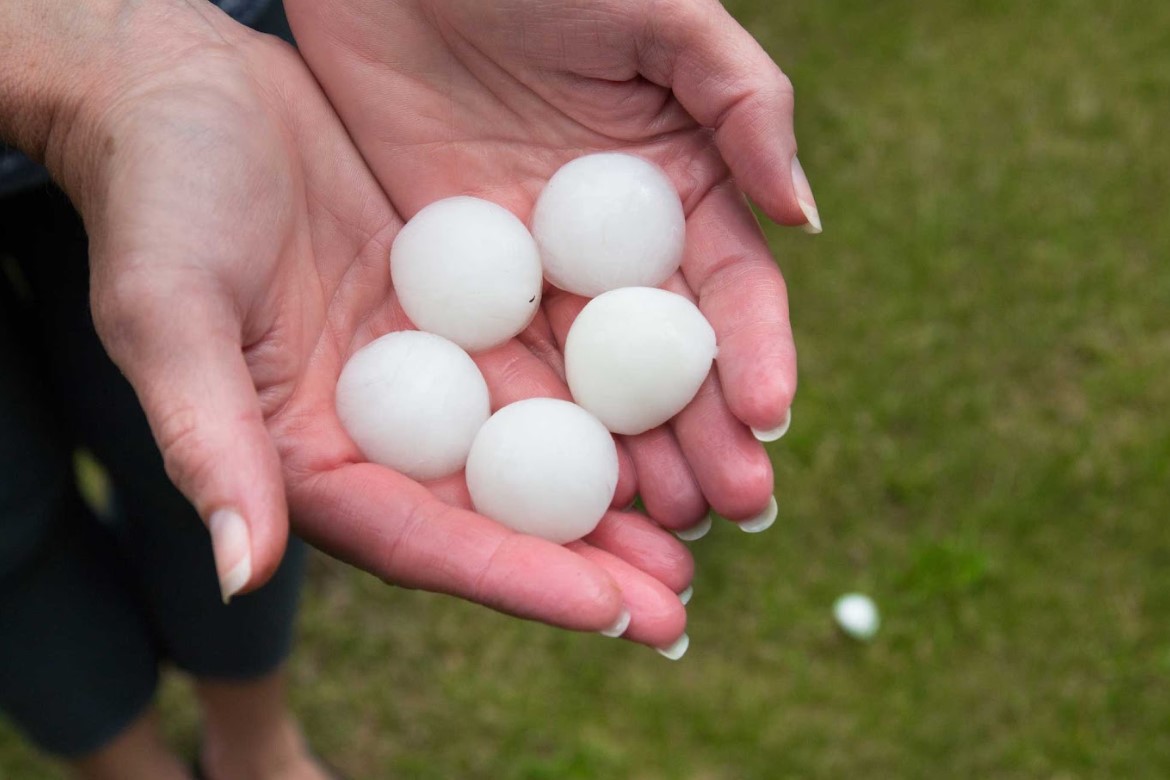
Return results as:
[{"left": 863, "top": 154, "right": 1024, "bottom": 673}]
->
[
  {"left": 285, "top": 0, "right": 814, "bottom": 533},
  {"left": 50, "top": 1, "right": 688, "bottom": 649}
]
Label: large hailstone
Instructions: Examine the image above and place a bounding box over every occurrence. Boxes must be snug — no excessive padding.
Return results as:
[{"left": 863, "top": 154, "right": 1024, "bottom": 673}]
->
[
  {"left": 465, "top": 398, "right": 618, "bottom": 544},
  {"left": 391, "top": 196, "right": 543, "bottom": 353},
  {"left": 335, "top": 331, "right": 490, "bottom": 481},
  {"left": 565, "top": 287, "right": 717, "bottom": 435},
  {"left": 531, "top": 153, "right": 686, "bottom": 297}
]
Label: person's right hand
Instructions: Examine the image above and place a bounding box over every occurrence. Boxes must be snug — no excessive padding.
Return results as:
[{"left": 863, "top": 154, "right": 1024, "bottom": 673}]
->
[
  {"left": 285, "top": 0, "right": 814, "bottom": 538},
  {"left": 15, "top": 1, "right": 690, "bottom": 650}
]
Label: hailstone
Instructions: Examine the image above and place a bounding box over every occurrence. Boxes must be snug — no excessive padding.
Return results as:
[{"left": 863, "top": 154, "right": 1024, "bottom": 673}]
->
[
  {"left": 531, "top": 153, "right": 686, "bottom": 297},
  {"left": 335, "top": 331, "right": 490, "bottom": 480},
  {"left": 833, "top": 593, "right": 881, "bottom": 641},
  {"left": 465, "top": 398, "right": 618, "bottom": 544},
  {"left": 565, "top": 287, "right": 717, "bottom": 435},
  {"left": 391, "top": 196, "right": 543, "bottom": 353}
]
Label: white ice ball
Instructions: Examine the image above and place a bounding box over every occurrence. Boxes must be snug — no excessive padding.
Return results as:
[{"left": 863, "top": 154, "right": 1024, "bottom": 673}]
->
[
  {"left": 565, "top": 287, "right": 717, "bottom": 435},
  {"left": 465, "top": 398, "right": 618, "bottom": 544},
  {"left": 391, "top": 196, "right": 543, "bottom": 353},
  {"left": 531, "top": 153, "right": 686, "bottom": 297},
  {"left": 833, "top": 593, "right": 881, "bottom": 641},
  {"left": 335, "top": 331, "right": 490, "bottom": 481}
]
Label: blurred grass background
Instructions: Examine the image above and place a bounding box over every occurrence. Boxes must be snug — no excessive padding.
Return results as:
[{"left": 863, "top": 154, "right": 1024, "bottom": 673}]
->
[{"left": 3, "top": 0, "right": 1168, "bottom": 776}]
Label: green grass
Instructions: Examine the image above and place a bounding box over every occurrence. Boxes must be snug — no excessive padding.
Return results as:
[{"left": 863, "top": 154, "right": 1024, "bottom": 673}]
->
[{"left": 4, "top": 0, "right": 1169, "bottom": 776}]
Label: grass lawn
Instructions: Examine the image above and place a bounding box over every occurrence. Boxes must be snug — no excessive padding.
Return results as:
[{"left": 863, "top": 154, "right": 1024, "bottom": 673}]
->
[{"left": 3, "top": 0, "right": 1168, "bottom": 776}]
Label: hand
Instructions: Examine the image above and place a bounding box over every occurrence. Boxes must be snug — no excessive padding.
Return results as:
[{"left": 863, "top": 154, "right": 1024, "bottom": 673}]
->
[
  {"left": 25, "top": 2, "right": 688, "bottom": 648},
  {"left": 285, "top": 0, "right": 813, "bottom": 533}
]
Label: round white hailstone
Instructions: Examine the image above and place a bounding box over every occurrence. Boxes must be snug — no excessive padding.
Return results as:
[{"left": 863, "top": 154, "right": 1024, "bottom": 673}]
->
[
  {"left": 335, "top": 331, "right": 490, "bottom": 481},
  {"left": 565, "top": 287, "right": 717, "bottom": 435},
  {"left": 465, "top": 398, "right": 618, "bottom": 544},
  {"left": 833, "top": 593, "right": 881, "bottom": 641},
  {"left": 531, "top": 153, "right": 686, "bottom": 297},
  {"left": 391, "top": 196, "right": 543, "bottom": 353}
]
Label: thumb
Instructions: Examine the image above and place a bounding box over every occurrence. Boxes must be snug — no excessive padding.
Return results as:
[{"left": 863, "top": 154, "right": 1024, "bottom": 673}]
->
[
  {"left": 93, "top": 269, "right": 287, "bottom": 602},
  {"left": 634, "top": 0, "right": 821, "bottom": 232}
]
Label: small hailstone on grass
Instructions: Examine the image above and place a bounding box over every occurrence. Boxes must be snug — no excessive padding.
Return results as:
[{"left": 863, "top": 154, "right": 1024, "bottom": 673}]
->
[
  {"left": 335, "top": 331, "right": 490, "bottom": 481},
  {"left": 391, "top": 196, "right": 543, "bottom": 353},
  {"left": 465, "top": 398, "right": 618, "bottom": 544},
  {"left": 531, "top": 153, "right": 686, "bottom": 297},
  {"left": 565, "top": 287, "right": 717, "bottom": 435},
  {"left": 833, "top": 593, "right": 881, "bottom": 641}
]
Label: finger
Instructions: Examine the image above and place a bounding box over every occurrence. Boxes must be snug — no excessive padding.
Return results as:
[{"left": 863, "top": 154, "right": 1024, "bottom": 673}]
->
[
  {"left": 541, "top": 288, "right": 590, "bottom": 352},
  {"left": 682, "top": 182, "right": 796, "bottom": 432},
  {"left": 566, "top": 541, "right": 688, "bottom": 651},
  {"left": 585, "top": 510, "right": 694, "bottom": 594},
  {"left": 425, "top": 472, "right": 473, "bottom": 509},
  {"left": 624, "top": 424, "right": 708, "bottom": 531},
  {"left": 474, "top": 339, "right": 572, "bottom": 408},
  {"left": 92, "top": 272, "right": 287, "bottom": 601},
  {"left": 515, "top": 307, "right": 566, "bottom": 382},
  {"left": 473, "top": 338, "right": 638, "bottom": 506},
  {"left": 427, "top": 484, "right": 687, "bottom": 604},
  {"left": 611, "top": 444, "right": 638, "bottom": 508},
  {"left": 671, "top": 368, "right": 775, "bottom": 523},
  {"left": 634, "top": 0, "right": 821, "bottom": 231},
  {"left": 651, "top": 270, "right": 776, "bottom": 522},
  {"left": 292, "top": 462, "right": 626, "bottom": 632}
]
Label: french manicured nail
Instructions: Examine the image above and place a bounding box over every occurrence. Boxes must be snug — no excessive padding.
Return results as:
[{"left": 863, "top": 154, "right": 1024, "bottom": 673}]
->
[
  {"left": 738, "top": 495, "right": 778, "bottom": 534},
  {"left": 674, "top": 515, "right": 712, "bottom": 542},
  {"left": 656, "top": 633, "right": 690, "bottom": 661},
  {"left": 791, "top": 157, "right": 822, "bottom": 234},
  {"left": 678, "top": 585, "right": 693, "bottom": 606},
  {"left": 209, "top": 509, "right": 251, "bottom": 604},
  {"left": 599, "top": 608, "right": 631, "bottom": 638},
  {"left": 752, "top": 407, "right": 793, "bottom": 443}
]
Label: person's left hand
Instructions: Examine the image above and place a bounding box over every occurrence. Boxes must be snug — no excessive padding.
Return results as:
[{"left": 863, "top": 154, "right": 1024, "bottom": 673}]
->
[
  {"left": 284, "top": 0, "right": 813, "bottom": 535},
  {"left": 21, "top": 0, "right": 690, "bottom": 650}
]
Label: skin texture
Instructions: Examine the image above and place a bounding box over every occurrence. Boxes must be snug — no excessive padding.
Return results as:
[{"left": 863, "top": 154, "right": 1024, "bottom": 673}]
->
[{"left": 284, "top": 0, "right": 802, "bottom": 530}]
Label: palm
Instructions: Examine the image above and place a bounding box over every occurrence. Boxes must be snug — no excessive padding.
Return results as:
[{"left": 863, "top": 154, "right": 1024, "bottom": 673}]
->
[
  {"left": 288, "top": 0, "right": 801, "bottom": 531},
  {"left": 288, "top": 0, "right": 729, "bottom": 218}
]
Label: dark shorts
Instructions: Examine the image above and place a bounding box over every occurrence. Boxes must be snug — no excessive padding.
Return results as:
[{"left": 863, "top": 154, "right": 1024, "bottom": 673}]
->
[{"left": 0, "top": 3, "right": 305, "bottom": 758}]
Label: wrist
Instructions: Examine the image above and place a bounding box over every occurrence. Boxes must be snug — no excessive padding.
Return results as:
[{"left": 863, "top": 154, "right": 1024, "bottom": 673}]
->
[
  {"left": 0, "top": 0, "right": 255, "bottom": 210},
  {"left": 0, "top": 0, "right": 131, "bottom": 161}
]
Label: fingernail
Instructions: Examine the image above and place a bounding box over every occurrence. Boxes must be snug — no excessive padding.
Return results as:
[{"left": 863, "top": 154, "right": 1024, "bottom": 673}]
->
[
  {"left": 599, "top": 607, "right": 631, "bottom": 638},
  {"left": 674, "top": 515, "right": 712, "bottom": 542},
  {"left": 209, "top": 509, "right": 251, "bottom": 603},
  {"left": 656, "top": 633, "right": 690, "bottom": 661},
  {"left": 752, "top": 407, "right": 793, "bottom": 443},
  {"left": 678, "top": 585, "right": 693, "bottom": 606},
  {"left": 738, "top": 495, "right": 778, "bottom": 534},
  {"left": 791, "top": 157, "right": 822, "bottom": 234}
]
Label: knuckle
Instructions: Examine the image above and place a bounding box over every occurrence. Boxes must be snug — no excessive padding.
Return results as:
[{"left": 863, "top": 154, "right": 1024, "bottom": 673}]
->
[
  {"left": 639, "top": 0, "right": 700, "bottom": 45},
  {"left": 90, "top": 267, "right": 157, "bottom": 358},
  {"left": 90, "top": 263, "right": 199, "bottom": 366},
  {"left": 773, "top": 68, "right": 795, "bottom": 99},
  {"left": 154, "top": 404, "right": 216, "bottom": 499}
]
